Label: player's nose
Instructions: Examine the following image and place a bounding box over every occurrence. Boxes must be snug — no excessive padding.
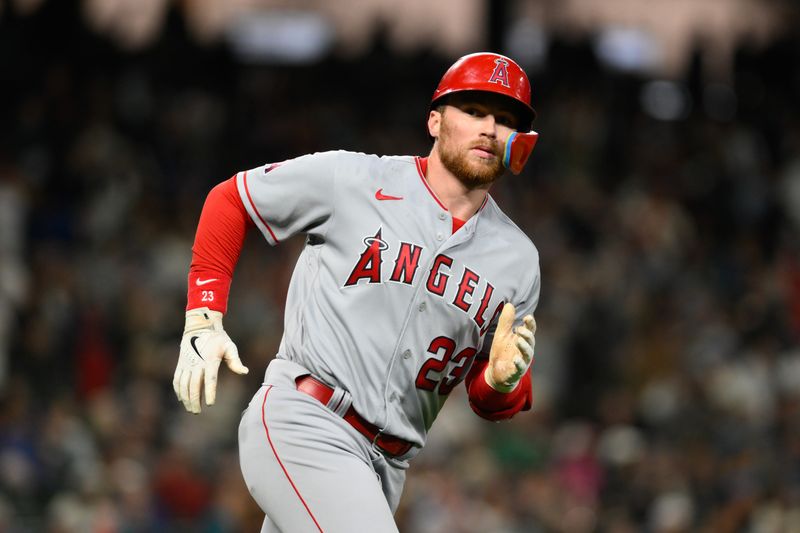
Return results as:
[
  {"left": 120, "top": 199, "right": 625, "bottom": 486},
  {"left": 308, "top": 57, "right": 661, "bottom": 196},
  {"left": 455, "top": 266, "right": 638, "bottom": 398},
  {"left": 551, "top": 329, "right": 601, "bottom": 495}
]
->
[{"left": 477, "top": 114, "right": 498, "bottom": 138}]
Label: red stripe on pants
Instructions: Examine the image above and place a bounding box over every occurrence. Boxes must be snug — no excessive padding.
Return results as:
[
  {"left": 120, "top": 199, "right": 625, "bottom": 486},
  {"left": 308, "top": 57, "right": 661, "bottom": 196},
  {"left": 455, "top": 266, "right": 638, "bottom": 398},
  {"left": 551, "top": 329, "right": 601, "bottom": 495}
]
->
[{"left": 261, "top": 386, "right": 324, "bottom": 532}]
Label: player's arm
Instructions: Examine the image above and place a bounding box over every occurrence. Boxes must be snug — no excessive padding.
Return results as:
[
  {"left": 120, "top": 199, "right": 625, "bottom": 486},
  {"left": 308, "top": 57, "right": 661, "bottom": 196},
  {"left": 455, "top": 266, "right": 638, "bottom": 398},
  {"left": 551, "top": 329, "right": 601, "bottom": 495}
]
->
[
  {"left": 465, "top": 303, "right": 535, "bottom": 421},
  {"left": 175, "top": 154, "right": 340, "bottom": 413},
  {"left": 174, "top": 177, "right": 251, "bottom": 414}
]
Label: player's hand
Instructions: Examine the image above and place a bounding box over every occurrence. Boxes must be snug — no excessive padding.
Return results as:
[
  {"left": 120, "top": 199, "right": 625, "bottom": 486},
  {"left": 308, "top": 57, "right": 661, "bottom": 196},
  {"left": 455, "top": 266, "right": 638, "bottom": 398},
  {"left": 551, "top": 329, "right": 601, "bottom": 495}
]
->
[
  {"left": 485, "top": 303, "right": 536, "bottom": 393},
  {"left": 174, "top": 307, "right": 249, "bottom": 414}
]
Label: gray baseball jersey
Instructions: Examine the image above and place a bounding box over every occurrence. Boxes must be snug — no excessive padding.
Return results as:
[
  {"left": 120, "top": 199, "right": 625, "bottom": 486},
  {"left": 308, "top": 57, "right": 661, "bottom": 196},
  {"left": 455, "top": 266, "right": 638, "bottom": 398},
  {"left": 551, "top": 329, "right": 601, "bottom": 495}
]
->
[{"left": 236, "top": 150, "right": 540, "bottom": 448}]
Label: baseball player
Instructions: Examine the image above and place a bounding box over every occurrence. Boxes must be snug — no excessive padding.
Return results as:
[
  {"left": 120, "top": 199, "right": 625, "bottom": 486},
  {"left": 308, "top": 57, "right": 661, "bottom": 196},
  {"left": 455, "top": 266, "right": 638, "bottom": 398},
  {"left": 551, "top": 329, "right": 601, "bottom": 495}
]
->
[{"left": 173, "top": 52, "right": 541, "bottom": 532}]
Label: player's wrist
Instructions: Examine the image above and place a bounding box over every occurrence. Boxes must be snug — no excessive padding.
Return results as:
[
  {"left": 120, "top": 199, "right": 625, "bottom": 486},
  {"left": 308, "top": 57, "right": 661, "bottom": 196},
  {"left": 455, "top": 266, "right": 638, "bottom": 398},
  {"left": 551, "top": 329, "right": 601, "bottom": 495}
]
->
[
  {"left": 184, "top": 307, "right": 224, "bottom": 334},
  {"left": 484, "top": 366, "right": 520, "bottom": 393}
]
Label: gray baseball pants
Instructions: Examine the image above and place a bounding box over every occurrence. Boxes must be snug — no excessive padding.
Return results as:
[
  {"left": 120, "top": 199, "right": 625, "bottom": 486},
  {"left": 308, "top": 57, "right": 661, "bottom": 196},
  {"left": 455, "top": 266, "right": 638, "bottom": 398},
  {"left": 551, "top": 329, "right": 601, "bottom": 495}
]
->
[{"left": 238, "top": 359, "right": 409, "bottom": 533}]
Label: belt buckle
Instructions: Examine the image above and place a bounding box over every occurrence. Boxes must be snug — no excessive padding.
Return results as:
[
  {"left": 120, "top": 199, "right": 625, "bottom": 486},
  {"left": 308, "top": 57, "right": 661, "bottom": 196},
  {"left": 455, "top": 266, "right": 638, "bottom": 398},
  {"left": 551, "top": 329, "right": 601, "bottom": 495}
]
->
[
  {"left": 371, "top": 431, "right": 383, "bottom": 454},
  {"left": 371, "top": 431, "right": 393, "bottom": 457},
  {"left": 371, "top": 430, "right": 410, "bottom": 458}
]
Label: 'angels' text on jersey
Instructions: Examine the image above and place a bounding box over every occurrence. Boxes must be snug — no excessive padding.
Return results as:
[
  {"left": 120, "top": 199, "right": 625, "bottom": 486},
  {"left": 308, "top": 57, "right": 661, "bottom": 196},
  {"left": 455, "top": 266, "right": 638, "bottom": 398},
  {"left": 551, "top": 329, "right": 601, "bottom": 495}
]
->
[{"left": 343, "top": 227, "right": 502, "bottom": 337}]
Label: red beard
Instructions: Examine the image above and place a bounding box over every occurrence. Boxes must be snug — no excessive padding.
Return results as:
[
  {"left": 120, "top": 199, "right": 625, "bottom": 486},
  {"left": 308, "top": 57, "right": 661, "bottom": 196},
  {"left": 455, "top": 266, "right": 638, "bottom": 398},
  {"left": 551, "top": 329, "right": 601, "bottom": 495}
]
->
[{"left": 437, "top": 119, "right": 505, "bottom": 189}]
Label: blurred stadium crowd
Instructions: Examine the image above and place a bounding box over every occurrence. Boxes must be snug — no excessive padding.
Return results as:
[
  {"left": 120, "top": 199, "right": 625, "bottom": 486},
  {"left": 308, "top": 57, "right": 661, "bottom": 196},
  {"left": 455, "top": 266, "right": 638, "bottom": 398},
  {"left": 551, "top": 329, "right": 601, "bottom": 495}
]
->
[{"left": 2, "top": 2, "right": 800, "bottom": 532}]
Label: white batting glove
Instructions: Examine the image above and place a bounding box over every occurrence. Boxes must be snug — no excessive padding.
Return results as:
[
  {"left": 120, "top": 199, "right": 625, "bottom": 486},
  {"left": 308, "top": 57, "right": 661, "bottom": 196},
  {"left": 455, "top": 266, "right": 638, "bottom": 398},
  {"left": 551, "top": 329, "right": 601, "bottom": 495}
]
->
[
  {"left": 485, "top": 303, "right": 536, "bottom": 393},
  {"left": 174, "top": 307, "right": 249, "bottom": 414}
]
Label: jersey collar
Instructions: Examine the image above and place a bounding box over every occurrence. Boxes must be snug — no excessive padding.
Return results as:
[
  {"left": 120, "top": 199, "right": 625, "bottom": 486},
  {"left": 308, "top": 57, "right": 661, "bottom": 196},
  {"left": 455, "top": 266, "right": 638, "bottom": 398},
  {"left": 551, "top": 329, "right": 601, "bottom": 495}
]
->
[{"left": 414, "top": 156, "right": 491, "bottom": 216}]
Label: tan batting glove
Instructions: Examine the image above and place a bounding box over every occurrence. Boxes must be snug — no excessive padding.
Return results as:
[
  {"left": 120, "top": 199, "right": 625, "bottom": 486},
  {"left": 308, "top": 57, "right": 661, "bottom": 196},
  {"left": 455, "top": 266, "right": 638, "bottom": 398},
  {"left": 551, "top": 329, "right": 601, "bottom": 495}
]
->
[
  {"left": 174, "top": 307, "right": 249, "bottom": 414},
  {"left": 485, "top": 303, "right": 536, "bottom": 393}
]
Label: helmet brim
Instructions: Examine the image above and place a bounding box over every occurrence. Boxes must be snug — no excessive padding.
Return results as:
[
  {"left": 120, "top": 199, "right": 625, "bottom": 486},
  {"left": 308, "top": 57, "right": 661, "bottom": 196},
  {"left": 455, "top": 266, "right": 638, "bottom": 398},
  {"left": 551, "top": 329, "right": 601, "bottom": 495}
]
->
[{"left": 430, "top": 90, "right": 536, "bottom": 132}]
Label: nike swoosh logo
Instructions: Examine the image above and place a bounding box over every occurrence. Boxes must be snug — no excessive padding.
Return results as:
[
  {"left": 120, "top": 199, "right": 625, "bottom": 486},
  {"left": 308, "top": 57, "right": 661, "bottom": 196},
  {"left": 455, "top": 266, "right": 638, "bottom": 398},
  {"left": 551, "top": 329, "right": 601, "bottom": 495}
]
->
[
  {"left": 375, "top": 189, "right": 403, "bottom": 201},
  {"left": 195, "top": 278, "right": 218, "bottom": 286},
  {"left": 190, "top": 336, "right": 204, "bottom": 360}
]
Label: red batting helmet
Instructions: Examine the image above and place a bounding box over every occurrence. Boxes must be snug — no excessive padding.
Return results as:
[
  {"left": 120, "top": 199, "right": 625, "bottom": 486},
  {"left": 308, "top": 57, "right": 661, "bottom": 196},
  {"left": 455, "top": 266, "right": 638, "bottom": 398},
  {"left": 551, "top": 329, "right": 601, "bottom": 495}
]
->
[{"left": 431, "top": 52, "right": 536, "bottom": 131}]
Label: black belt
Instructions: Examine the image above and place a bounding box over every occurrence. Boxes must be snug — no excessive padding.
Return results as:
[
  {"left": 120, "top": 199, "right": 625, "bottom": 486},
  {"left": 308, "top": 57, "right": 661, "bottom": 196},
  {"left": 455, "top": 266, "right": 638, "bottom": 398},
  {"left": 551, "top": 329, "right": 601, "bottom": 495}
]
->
[{"left": 295, "top": 375, "right": 413, "bottom": 457}]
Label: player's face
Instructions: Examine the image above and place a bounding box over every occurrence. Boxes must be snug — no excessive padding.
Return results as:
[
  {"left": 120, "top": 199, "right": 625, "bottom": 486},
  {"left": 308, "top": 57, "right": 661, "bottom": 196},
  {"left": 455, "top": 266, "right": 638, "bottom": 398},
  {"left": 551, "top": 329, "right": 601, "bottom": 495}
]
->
[{"left": 431, "top": 93, "right": 520, "bottom": 188}]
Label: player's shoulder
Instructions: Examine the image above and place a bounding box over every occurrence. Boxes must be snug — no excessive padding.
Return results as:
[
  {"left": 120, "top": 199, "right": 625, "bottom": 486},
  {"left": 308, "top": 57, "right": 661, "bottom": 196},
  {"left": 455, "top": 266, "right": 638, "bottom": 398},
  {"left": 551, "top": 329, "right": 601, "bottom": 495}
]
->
[
  {"left": 292, "top": 149, "right": 379, "bottom": 167},
  {"left": 300, "top": 150, "right": 415, "bottom": 172},
  {"left": 327, "top": 151, "right": 417, "bottom": 169},
  {"left": 483, "top": 196, "right": 539, "bottom": 259},
  {"left": 379, "top": 154, "right": 418, "bottom": 165},
  {"left": 259, "top": 150, "right": 414, "bottom": 170},
  {"left": 269, "top": 151, "right": 418, "bottom": 191},
  {"left": 318, "top": 151, "right": 422, "bottom": 182}
]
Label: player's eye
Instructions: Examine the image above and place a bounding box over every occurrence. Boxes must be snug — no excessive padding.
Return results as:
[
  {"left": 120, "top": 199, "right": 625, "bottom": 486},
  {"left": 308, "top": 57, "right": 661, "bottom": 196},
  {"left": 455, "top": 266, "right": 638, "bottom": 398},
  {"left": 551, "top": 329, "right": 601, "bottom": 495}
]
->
[
  {"left": 496, "top": 115, "right": 516, "bottom": 127},
  {"left": 463, "top": 106, "right": 485, "bottom": 117}
]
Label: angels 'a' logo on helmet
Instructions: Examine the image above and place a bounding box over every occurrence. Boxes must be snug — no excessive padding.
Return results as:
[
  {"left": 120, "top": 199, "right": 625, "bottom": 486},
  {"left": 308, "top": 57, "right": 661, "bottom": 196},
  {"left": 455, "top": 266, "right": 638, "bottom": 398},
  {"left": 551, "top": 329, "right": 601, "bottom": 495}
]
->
[{"left": 488, "top": 58, "right": 511, "bottom": 88}]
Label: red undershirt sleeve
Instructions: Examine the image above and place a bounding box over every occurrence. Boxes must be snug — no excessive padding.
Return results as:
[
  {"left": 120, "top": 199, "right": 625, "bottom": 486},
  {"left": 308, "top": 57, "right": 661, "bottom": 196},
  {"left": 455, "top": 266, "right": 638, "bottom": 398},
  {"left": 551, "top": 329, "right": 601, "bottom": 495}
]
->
[
  {"left": 186, "top": 176, "right": 253, "bottom": 314},
  {"left": 464, "top": 356, "right": 533, "bottom": 421}
]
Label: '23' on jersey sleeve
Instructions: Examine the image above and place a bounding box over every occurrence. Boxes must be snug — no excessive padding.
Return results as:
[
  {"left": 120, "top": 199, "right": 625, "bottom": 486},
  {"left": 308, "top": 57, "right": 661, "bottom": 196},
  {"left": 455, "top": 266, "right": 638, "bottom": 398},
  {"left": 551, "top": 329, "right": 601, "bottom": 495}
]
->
[{"left": 236, "top": 152, "right": 340, "bottom": 245}]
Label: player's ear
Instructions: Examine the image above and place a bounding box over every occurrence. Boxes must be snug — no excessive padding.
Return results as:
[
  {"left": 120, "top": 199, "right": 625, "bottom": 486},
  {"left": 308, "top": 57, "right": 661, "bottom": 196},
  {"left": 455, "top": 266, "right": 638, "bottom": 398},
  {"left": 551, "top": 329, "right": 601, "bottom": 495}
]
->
[{"left": 427, "top": 109, "right": 442, "bottom": 138}]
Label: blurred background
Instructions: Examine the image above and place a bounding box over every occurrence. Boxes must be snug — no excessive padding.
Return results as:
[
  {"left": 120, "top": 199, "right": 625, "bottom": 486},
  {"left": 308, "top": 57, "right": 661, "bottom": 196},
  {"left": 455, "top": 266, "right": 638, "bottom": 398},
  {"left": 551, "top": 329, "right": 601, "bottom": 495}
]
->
[{"left": 2, "top": 0, "right": 800, "bottom": 531}]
